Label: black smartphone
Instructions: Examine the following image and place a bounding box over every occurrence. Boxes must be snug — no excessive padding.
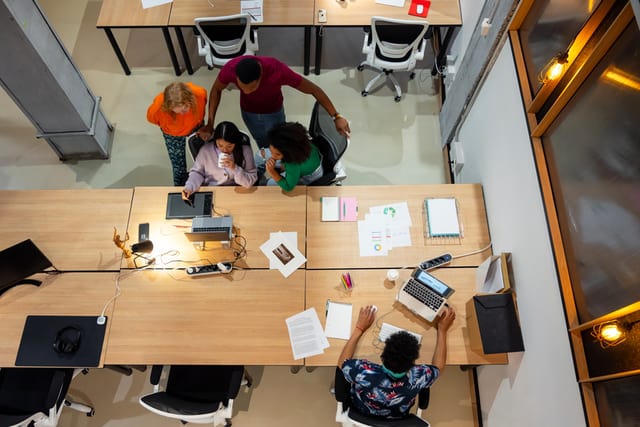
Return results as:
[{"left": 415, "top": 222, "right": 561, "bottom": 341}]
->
[{"left": 138, "top": 223, "right": 150, "bottom": 241}]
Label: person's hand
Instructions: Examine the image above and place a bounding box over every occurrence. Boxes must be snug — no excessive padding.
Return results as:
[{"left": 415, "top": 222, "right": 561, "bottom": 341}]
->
[
  {"left": 265, "top": 158, "right": 278, "bottom": 176},
  {"left": 335, "top": 116, "right": 351, "bottom": 137},
  {"left": 355, "top": 305, "right": 376, "bottom": 333},
  {"left": 435, "top": 306, "right": 456, "bottom": 333},
  {"left": 197, "top": 124, "right": 213, "bottom": 141},
  {"left": 220, "top": 156, "right": 235, "bottom": 170},
  {"left": 181, "top": 188, "right": 192, "bottom": 201}
]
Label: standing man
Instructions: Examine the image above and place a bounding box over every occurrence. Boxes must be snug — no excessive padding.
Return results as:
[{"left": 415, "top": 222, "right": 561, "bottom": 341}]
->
[
  {"left": 198, "top": 56, "right": 350, "bottom": 147},
  {"left": 338, "top": 305, "right": 456, "bottom": 419}
]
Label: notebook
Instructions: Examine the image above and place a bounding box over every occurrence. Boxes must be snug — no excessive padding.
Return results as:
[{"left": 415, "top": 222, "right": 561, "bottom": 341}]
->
[
  {"left": 425, "top": 198, "right": 460, "bottom": 237},
  {"left": 165, "top": 192, "right": 213, "bottom": 219},
  {"left": 396, "top": 268, "right": 455, "bottom": 322}
]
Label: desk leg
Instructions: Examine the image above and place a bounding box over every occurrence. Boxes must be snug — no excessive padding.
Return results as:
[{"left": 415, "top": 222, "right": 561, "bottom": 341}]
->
[
  {"left": 162, "top": 27, "right": 182, "bottom": 76},
  {"left": 174, "top": 27, "right": 194, "bottom": 75},
  {"left": 303, "top": 26, "right": 311, "bottom": 75},
  {"left": 314, "top": 26, "right": 323, "bottom": 75},
  {"left": 103, "top": 28, "right": 131, "bottom": 75}
]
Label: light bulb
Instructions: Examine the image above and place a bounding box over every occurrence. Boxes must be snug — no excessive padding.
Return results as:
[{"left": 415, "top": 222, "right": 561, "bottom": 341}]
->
[
  {"left": 546, "top": 62, "right": 565, "bottom": 81},
  {"left": 600, "top": 323, "right": 623, "bottom": 342}
]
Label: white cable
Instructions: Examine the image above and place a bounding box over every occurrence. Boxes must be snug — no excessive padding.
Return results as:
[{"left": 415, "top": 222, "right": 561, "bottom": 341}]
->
[{"left": 452, "top": 242, "right": 493, "bottom": 259}]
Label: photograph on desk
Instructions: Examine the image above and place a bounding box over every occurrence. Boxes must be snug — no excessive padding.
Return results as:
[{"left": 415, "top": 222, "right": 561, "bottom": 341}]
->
[{"left": 260, "top": 231, "right": 306, "bottom": 277}]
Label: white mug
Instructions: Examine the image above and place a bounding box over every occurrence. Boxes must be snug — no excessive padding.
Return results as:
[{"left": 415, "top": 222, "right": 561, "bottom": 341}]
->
[{"left": 387, "top": 269, "right": 399, "bottom": 281}]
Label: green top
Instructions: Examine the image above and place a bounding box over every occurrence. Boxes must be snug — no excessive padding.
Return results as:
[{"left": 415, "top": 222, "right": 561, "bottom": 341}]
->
[{"left": 277, "top": 144, "right": 322, "bottom": 191}]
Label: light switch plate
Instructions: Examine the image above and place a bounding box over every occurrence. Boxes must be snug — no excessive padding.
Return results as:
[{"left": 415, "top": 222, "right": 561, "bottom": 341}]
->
[{"left": 318, "top": 9, "right": 327, "bottom": 23}]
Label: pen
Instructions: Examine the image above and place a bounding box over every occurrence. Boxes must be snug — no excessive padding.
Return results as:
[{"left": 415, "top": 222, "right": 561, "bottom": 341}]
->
[
  {"left": 340, "top": 275, "right": 348, "bottom": 290},
  {"left": 247, "top": 11, "right": 257, "bottom": 21},
  {"left": 347, "top": 272, "right": 353, "bottom": 289}
]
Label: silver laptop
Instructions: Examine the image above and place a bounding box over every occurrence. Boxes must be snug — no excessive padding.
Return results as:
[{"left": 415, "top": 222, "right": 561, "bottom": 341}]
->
[
  {"left": 185, "top": 216, "right": 233, "bottom": 243},
  {"left": 396, "top": 268, "right": 455, "bottom": 322}
]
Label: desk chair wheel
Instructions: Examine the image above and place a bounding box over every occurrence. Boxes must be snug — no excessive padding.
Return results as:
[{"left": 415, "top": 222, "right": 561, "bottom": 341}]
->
[
  {"left": 357, "top": 64, "right": 365, "bottom": 71},
  {"left": 361, "top": 90, "right": 368, "bottom": 97},
  {"left": 394, "top": 95, "right": 402, "bottom": 102},
  {"left": 410, "top": 71, "right": 416, "bottom": 79}
]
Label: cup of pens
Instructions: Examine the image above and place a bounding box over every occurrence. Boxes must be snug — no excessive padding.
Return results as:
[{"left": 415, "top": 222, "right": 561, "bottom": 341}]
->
[{"left": 341, "top": 272, "right": 353, "bottom": 291}]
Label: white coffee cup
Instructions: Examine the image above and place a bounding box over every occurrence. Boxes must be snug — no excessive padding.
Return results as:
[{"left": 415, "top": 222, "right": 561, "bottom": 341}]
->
[
  {"left": 218, "top": 152, "right": 233, "bottom": 168},
  {"left": 387, "top": 269, "right": 399, "bottom": 281}
]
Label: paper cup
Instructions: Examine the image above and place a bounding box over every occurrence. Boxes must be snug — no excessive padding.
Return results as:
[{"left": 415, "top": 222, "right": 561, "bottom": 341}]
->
[
  {"left": 218, "top": 152, "right": 232, "bottom": 168},
  {"left": 387, "top": 269, "right": 399, "bottom": 281}
]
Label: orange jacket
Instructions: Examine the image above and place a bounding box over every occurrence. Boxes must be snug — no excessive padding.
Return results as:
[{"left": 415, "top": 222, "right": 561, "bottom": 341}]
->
[{"left": 147, "top": 83, "right": 207, "bottom": 136}]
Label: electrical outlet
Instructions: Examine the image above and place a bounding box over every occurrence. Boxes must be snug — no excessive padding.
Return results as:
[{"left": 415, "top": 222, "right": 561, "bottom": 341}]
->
[
  {"left": 481, "top": 18, "right": 491, "bottom": 36},
  {"left": 318, "top": 9, "right": 327, "bottom": 23}
]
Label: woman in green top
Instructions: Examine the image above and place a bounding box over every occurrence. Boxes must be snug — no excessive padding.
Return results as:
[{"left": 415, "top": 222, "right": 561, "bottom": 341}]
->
[{"left": 265, "top": 122, "right": 324, "bottom": 191}]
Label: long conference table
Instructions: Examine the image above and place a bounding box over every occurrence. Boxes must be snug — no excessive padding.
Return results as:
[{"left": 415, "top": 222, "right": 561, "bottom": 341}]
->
[
  {"left": 96, "top": 0, "right": 462, "bottom": 76},
  {"left": 0, "top": 184, "right": 505, "bottom": 368}
]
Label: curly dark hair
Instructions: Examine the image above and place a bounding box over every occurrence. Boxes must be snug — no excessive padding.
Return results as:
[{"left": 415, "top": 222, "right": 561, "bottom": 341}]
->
[
  {"left": 236, "top": 57, "right": 261, "bottom": 84},
  {"left": 267, "top": 122, "right": 312, "bottom": 164},
  {"left": 213, "top": 121, "right": 246, "bottom": 167},
  {"left": 381, "top": 331, "right": 421, "bottom": 374}
]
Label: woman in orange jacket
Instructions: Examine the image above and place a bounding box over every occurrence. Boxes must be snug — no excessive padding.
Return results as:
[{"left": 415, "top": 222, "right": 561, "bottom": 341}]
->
[{"left": 147, "top": 82, "right": 207, "bottom": 186}]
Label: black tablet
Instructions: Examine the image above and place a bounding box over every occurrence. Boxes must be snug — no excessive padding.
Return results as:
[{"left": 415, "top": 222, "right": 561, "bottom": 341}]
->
[{"left": 166, "top": 192, "right": 213, "bottom": 219}]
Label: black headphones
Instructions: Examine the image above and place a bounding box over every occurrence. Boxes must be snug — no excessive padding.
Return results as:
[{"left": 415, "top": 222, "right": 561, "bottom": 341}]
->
[{"left": 53, "top": 325, "right": 82, "bottom": 354}]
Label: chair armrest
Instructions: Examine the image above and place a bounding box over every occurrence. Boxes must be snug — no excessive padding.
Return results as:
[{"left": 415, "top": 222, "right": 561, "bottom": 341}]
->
[
  {"left": 149, "top": 365, "right": 163, "bottom": 386},
  {"left": 417, "top": 387, "right": 430, "bottom": 410},
  {"left": 415, "top": 39, "right": 427, "bottom": 61},
  {"left": 196, "top": 35, "right": 208, "bottom": 56},
  {"left": 334, "top": 367, "right": 351, "bottom": 404},
  {"left": 227, "top": 366, "right": 245, "bottom": 399}
]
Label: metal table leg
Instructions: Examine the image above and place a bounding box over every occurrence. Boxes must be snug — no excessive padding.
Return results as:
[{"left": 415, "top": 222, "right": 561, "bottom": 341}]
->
[
  {"left": 304, "top": 26, "right": 311, "bottom": 75},
  {"left": 103, "top": 28, "right": 131, "bottom": 75},
  {"left": 174, "top": 27, "right": 194, "bottom": 75},
  {"left": 162, "top": 27, "right": 182, "bottom": 76},
  {"left": 314, "top": 26, "right": 323, "bottom": 75}
]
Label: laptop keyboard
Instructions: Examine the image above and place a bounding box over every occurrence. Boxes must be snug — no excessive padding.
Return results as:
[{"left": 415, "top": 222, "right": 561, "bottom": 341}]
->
[
  {"left": 403, "top": 278, "right": 445, "bottom": 311},
  {"left": 192, "top": 226, "right": 229, "bottom": 233},
  {"left": 378, "top": 322, "right": 422, "bottom": 343}
]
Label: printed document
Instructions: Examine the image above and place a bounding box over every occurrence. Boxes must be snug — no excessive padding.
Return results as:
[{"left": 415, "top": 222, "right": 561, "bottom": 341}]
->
[
  {"left": 324, "top": 301, "right": 352, "bottom": 340},
  {"left": 241, "top": 0, "right": 263, "bottom": 23},
  {"left": 141, "top": 0, "right": 172, "bottom": 9},
  {"left": 286, "top": 308, "right": 329, "bottom": 360}
]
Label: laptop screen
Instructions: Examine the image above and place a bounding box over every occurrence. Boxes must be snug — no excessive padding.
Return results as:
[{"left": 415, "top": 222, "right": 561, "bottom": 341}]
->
[
  {"left": 413, "top": 269, "right": 455, "bottom": 298},
  {"left": 165, "top": 192, "right": 213, "bottom": 219},
  {"left": 0, "top": 239, "right": 53, "bottom": 295}
]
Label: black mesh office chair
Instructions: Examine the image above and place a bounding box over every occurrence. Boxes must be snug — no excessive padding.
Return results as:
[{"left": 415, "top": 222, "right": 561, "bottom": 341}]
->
[
  {"left": 308, "top": 102, "right": 350, "bottom": 186},
  {"left": 0, "top": 368, "right": 94, "bottom": 427},
  {"left": 139, "top": 365, "right": 252, "bottom": 426},
  {"left": 195, "top": 14, "right": 259, "bottom": 70},
  {"left": 334, "top": 367, "right": 431, "bottom": 427},
  {"left": 358, "top": 17, "right": 431, "bottom": 102}
]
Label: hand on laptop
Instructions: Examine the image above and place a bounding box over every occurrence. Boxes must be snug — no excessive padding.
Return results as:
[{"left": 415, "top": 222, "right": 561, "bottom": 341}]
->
[{"left": 435, "top": 306, "right": 456, "bottom": 333}]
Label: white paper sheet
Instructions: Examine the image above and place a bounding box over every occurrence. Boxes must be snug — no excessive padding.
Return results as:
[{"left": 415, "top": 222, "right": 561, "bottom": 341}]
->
[
  {"left": 141, "top": 0, "right": 172, "bottom": 9},
  {"left": 324, "top": 301, "right": 352, "bottom": 340},
  {"left": 370, "top": 202, "right": 413, "bottom": 227},
  {"left": 260, "top": 231, "right": 306, "bottom": 277},
  {"left": 241, "top": 0, "right": 263, "bottom": 23},
  {"left": 357, "top": 218, "right": 389, "bottom": 256},
  {"left": 286, "top": 308, "right": 329, "bottom": 360},
  {"left": 375, "top": 0, "right": 405, "bottom": 7}
]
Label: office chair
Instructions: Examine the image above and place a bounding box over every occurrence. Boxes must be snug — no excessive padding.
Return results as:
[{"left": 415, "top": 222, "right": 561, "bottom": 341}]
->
[
  {"left": 194, "top": 14, "right": 259, "bottom": 69},
  {"left": 334, "top": 367, "right": 431, "bottom": 427},
  {"left": 357, "top": 16, "right": 431, "bottom": 102},
  {"left": 187, "top": 131, "right": 252, "bottom": 162},
  {"left": 307, "top": 102, "right": 350, "bottom": 186},
  {"left": 0, "top": 367, "right": 94, "bottom": 427},
  {"left": 139, "top": 365, "right": 252, "bottom": 426}
]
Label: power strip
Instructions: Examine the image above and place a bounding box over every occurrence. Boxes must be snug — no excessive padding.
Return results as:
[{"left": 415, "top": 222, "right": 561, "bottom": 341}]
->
[
  {"left": 186, "top": 262, "right": 232, "bottom": 277},
  {"left": 419, "top": 254, "right": 452, "bottom": 271}
]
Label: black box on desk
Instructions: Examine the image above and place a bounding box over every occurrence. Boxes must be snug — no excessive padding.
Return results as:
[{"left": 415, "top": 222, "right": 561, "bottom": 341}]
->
[{"left": 466, "top": 292, "right": 524, "bottom": 354}]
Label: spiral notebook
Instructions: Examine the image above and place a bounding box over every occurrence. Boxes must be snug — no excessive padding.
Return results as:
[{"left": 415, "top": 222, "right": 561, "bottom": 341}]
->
[{"left": 425, "top": 198, "right": 460, "bottom": 237}]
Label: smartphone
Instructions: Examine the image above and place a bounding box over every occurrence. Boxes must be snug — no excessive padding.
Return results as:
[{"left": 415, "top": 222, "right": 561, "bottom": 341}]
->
[{"left": 138, "top": 223, "right": 150, "bottom": 241}]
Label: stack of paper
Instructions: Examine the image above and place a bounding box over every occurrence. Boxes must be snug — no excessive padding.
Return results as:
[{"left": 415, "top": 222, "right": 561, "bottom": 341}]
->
[
  {"left": 324, "top": 301, "right": 352, "bottom": 340},
  {"left": 286, "top": 308, "right": 329, "bottom": 360},
  {"left": 357, "top": 202, "right": 413, "bottom": 257}
]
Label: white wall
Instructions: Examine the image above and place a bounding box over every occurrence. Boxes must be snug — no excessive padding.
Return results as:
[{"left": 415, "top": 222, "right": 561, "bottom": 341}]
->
[{"left": 452, "top": 42, "right": 586, "bottom": 426}]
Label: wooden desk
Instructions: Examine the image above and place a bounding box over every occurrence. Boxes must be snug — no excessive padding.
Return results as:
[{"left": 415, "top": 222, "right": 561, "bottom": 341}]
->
[
  {"left": 105, "top": 269, "right": 305, "bottom": 365},
  {"left": 306, "top": 185, "right": 491, "bottom": 269},
  {"left": 124, "top": 186, "right": 307, "bottom": 269},
  {"left": 312, "top": 0, "right": 462, "bottom": 74},
  {"left": 0, "top": 273, "right": 117, "bottom": 367},
  {"left": 0, "top": 189, "right": 132, "bottom": 271},
  {"left": 169, "top": 0, "right": 316, "bottom": 75},
  {"left": 305, "top": 268, "right": 507, "bottom": 366},
  {"left": 96, "top": 0, "right": 180, "bottom": 75}
]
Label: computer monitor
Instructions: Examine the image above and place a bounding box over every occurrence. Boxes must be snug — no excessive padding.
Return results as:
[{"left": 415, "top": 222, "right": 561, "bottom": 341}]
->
[{"left": 0, "top": 239, "right": 53, "bottom": 296}]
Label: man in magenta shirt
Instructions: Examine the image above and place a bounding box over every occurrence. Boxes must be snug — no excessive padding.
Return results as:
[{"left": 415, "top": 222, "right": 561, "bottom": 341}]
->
[{"left": 199, "top": 56, "right": 350, "bottom": 149}]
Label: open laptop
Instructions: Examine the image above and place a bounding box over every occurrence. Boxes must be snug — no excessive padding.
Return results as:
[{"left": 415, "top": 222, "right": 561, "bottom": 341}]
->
[
  {"left": 0, "top": 239, "right": 53, "bottom": 296},
  {"left": 184, "top": 216, "right": 233, "bottom": 243},
  {"left": 396, "top": 268, "right": 455, "bottom": 322}
]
